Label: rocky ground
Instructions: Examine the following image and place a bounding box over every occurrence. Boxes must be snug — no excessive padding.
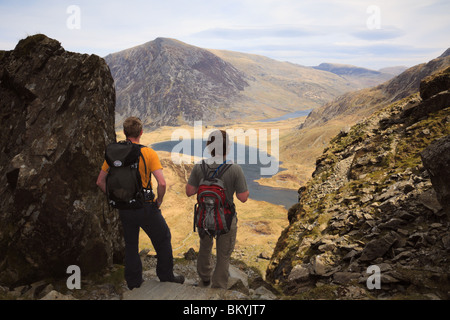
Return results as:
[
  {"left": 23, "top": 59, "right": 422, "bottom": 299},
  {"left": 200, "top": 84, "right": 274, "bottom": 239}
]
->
[
  {"left": 266, "top": 67, "right": 450, "bottom": 300},
  {"left": 0, "top": 248, "right": 279, "bottom": 300}
]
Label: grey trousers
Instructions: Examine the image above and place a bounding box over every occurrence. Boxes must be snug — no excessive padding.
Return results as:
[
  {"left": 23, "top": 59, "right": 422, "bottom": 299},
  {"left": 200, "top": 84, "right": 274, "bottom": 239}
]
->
[{"left": 197, "top": 216, "right": 237, "bottom": 289}]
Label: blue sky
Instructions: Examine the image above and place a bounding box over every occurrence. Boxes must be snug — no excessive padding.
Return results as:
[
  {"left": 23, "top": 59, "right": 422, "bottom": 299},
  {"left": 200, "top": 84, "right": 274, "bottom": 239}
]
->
[{"left": 0, "top": 0, "right": 449, "bottom": 70}]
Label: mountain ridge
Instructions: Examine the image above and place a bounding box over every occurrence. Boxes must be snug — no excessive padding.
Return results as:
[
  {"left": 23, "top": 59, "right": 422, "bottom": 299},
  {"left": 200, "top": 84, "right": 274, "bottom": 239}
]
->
[
  {"left": 105, "top": 38, "right": 396, "bottom": 129},
  {"left": 105, "top": 37, "right": 249, "bottom": 129},
  {"left": 312, "top": 62, "right": 395, "bottom": 89},
  {"left": 301, "top": 48, "right": 450, "bottom": 130}
]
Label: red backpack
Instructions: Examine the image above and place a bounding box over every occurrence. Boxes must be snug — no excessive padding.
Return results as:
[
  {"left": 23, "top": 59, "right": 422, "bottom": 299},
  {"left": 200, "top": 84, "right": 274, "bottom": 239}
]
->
[{"left": 194, "top": 160, "right": 235, "bottom": 238}]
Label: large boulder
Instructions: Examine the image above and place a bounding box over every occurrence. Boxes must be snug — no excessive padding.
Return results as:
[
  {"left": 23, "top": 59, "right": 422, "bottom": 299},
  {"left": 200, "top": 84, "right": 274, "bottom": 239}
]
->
[
  {"left": 420, "top": 66, "right": 450, "bottom": 100},
  {"left": 0, "top": 34, "right": 124, "bottom": 286},
  {"left": 421, "top": 135, "right": 450, "bottom": 217}
]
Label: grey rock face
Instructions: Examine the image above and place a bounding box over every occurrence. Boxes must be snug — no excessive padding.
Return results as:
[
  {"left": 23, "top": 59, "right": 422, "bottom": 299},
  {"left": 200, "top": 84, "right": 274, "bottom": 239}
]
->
[
  {"left": 0, "top": 34, "right": 124, "bottom": 286},
  {"left": 421, "top": 134, "right": 450, "bottom": 216},
  {"left": 105, "top": 38, "right": 249, "bottom": 128}
]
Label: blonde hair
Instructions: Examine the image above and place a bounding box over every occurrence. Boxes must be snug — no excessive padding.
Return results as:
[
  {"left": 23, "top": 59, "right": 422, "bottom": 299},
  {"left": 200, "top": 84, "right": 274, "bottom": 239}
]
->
[{"left": 123, "top": 117, "right": 143, "bottom": 138}]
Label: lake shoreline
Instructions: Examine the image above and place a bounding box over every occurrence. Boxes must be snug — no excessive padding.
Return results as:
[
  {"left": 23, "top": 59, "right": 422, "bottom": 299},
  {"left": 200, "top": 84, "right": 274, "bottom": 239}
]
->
[{"left": 150, "top": 139, "right": 299, "bottom": 209}]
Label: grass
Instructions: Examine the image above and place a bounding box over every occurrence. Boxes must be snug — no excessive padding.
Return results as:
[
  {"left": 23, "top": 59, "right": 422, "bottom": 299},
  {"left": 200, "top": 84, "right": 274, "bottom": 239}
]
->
[{"left": 395, "top": 108, "right": 450, "bottom": 170}]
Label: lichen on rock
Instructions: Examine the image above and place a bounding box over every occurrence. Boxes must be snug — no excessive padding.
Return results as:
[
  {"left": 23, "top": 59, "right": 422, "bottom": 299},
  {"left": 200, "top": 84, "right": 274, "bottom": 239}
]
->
[{"left": 0, "top": 34, "right": 124, "bottom": 286}]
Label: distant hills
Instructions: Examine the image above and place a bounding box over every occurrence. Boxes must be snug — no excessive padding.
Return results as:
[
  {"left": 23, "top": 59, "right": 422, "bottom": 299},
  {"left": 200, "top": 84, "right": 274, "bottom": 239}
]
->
[
  {"left": 278, "top": 47, "right": 450, "bottom": 184},
  {"left": 104, "top": 38, "right": 399, "bottom": 129},
  {"left": 302, "top": 49, "right": 450, "bottom": 130},
  {"left": 312, "top": 62, "right": 405, "bottom": 89}
]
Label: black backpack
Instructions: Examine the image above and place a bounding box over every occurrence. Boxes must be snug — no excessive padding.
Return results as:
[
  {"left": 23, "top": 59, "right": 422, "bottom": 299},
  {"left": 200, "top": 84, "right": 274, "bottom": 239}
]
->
[
  {"left": 193, "top": 160, "right": 235, "bottom": 238},
  {"left": 104, "top": 140, "right": 154, "bottom": 210}
]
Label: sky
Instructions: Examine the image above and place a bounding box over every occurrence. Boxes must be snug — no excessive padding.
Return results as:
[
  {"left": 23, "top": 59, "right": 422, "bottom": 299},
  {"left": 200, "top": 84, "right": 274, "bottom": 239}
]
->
[{"left": 0, "top": 0, "right": 449, "bottom": 70}]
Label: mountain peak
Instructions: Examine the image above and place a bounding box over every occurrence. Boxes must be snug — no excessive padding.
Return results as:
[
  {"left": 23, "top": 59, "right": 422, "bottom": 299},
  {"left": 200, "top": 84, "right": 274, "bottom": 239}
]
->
[
  {"left": 439, "top": 47, "right": 450, "bottom": 58},
  {"left": 152, "top": 37, "right": 190, "bottom": 47},
  {"left": 105, "top": 38, "right": 249, "bottom": 128},
  {"left": 105, "top": 38, "right": 395, "bottom": 129}
]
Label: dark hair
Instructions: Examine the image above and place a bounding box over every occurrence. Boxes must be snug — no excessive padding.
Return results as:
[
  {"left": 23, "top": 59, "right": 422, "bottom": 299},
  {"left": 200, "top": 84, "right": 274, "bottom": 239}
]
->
[
  {"left": 207, "top": 130, "right": 228, "bottom": 157},
  {"left": 123, "top": 117, "right": 143, "bottom": 138}
]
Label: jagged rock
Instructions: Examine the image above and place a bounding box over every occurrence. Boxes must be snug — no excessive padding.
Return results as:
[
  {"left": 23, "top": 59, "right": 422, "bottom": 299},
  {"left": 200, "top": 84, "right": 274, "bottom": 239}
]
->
[
  {"left": 311, "top": 253, "right": 339, "bottom": 276},
  {"left": 332, "top": 272, "right": 360, "bottom": 285},
  {"left": 417, "top": 189, "right": 443, "bottom": 215},
  {"left": 227, "top": 265, "right": 249, "bottom": 295},
  {"left": 0, "top": 34, "right": 123, "bottom": 286},
  {"left": 420, "top": 66, "right": 450, "bottom": 100},
  {"left": 360, "top": 232, "right": 399, "bottom": 262},
  {"left": 288, "top": 264, "right": 310, "bottom": 283},
  {"left": 378, "top": 218, "right": 405, "bottom": 230},
  {"left": 442, "top": 234, "right": 450, "bottom": 250},
  {"left": 0, "top": 285, "right": 8, "bottom": 295},
  {"left": 421, "top": 135, "right": 450, "bottom": 216},
  {"left": 40, "top": 290, "right": 77, "bottom": 300},
  {"left": 184, "top": 248, "right": 198, "bottom": 260},
  {"left": 19, "top": 280, "right": 48, "bottom": 299},
  {"left": 359, "top": 231, "right": 398, "bottom": 261},
  {"left": 251, "top": 286, "right": 278, "bottom": 300},
  {"left": 267, "top": 55, "right": 450, "bottom": 299}
]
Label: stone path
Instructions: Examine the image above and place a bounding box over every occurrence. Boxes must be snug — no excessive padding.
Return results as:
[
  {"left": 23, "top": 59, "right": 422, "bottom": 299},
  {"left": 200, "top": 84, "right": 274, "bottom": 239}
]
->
[{"left": 123, "top": 279, "right": 247, "bottom": 300}]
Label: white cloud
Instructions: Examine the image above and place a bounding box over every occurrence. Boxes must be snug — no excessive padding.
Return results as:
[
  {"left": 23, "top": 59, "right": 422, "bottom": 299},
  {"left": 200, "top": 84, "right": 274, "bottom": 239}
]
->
[{"left": 0, "top": 0, "right": 448, "bottom": 69}]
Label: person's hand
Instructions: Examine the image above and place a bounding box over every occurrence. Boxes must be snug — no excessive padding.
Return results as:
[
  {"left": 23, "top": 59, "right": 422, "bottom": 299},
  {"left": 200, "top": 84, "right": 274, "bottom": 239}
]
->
[{"left": 157, "top": 200, "right": 162, "bottom": 208}]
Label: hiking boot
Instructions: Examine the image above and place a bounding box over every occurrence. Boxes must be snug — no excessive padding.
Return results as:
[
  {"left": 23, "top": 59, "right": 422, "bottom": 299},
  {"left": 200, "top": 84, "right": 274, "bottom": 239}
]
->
[
  {"left": 128, "top": 278, "right": 144, "bottom": 290},
  {"left": 198, "top": 279, "right": 211, "bottom": 288},
  {"left": 173, "top": 275, "right": 185, "bottom": 284}
]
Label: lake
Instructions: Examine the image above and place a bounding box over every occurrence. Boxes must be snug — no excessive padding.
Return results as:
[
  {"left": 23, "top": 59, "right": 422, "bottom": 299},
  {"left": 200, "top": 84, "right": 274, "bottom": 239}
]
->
[
  {"left": 257, "top": 109, "right": 312, "bottom": 123},
  {"left": 151, "top": 139, "right": 299, "bottom": 209}
]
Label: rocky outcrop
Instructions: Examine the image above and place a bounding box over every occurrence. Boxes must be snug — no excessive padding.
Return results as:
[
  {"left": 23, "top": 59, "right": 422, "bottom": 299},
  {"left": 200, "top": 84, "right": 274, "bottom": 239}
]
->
[
  {"left": 421, "top": 134, "right": 450, "bottom": 217},
  {"left": 105, "top": 38, "right": 249, "bottom": 128},
  {"left": 0, "top": 34, "right": 124, "bottom": 286},
  {"left": 267, "top": 66, "right": 450, "bottom": 299}
]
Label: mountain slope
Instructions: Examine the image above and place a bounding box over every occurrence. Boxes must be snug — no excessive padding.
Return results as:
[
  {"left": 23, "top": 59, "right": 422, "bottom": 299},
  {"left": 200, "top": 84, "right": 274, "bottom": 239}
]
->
[
  {"left": 273, "top": 50, "right": 450, "bottom": 184},
  {"left": 105, "top": 38, "right": 389, "bottom": 129},
  {"left": 302, "top": 50, "right": 450, "bottom": 130},
  {"left": 105, "top": 38, "right": 249, "bottom": 128},
  {"left": 266, "top": 67, "right": 450, "bottom": 299},
  {"left": 208, "top": 50, "right": 358, "bottom": 117}
]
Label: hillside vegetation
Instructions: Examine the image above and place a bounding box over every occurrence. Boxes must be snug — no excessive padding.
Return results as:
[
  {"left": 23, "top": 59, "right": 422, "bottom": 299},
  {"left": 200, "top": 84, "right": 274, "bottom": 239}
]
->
[{"left": 266, "top": 66, "right": 450, "bottom": 299}]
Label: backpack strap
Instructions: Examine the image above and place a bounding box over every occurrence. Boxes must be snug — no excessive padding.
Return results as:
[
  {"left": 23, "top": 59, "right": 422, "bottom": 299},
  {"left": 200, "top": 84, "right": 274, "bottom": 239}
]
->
[
  {"left": 213, "top": 161, "right": 232, "bottom": 179},
  {"left": 200, "top": 160, "right": 232, "bottom": 180},
  {"left": 138, "top": 144, "right": 152, "bottom": 191},
  {"left": 199, "top": 160, "right": 234, "bottom": 213},
  {"left": 200, "top": 160, "right": 208, "bottom": 180}
]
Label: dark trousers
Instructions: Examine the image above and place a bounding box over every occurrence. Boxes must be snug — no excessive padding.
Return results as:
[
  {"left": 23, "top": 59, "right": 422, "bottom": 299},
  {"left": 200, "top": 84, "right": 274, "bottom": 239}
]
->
[{"left": 119, "top": 203, "right": 174, "bottom": 288}]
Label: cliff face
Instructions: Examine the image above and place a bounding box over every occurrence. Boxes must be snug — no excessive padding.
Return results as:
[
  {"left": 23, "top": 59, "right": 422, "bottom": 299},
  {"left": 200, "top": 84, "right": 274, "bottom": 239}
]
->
[
  {"left": 105, "top": 38, "right": 249, "bottom": 128},
  {"left": 0, "top": 35, "right": 124, "bottom": 286},
  {"left": 266, "top": 67, "right": 450, "bottom": 299}
]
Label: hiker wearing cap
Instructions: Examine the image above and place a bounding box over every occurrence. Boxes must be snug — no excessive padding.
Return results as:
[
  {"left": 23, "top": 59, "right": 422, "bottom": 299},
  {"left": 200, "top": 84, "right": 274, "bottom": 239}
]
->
[
  {"left": 96, "top": 117, "right": 184, "bottom": 289},
  {"left": 186, "top": 130, "right": 249, "bottom": 289}
]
